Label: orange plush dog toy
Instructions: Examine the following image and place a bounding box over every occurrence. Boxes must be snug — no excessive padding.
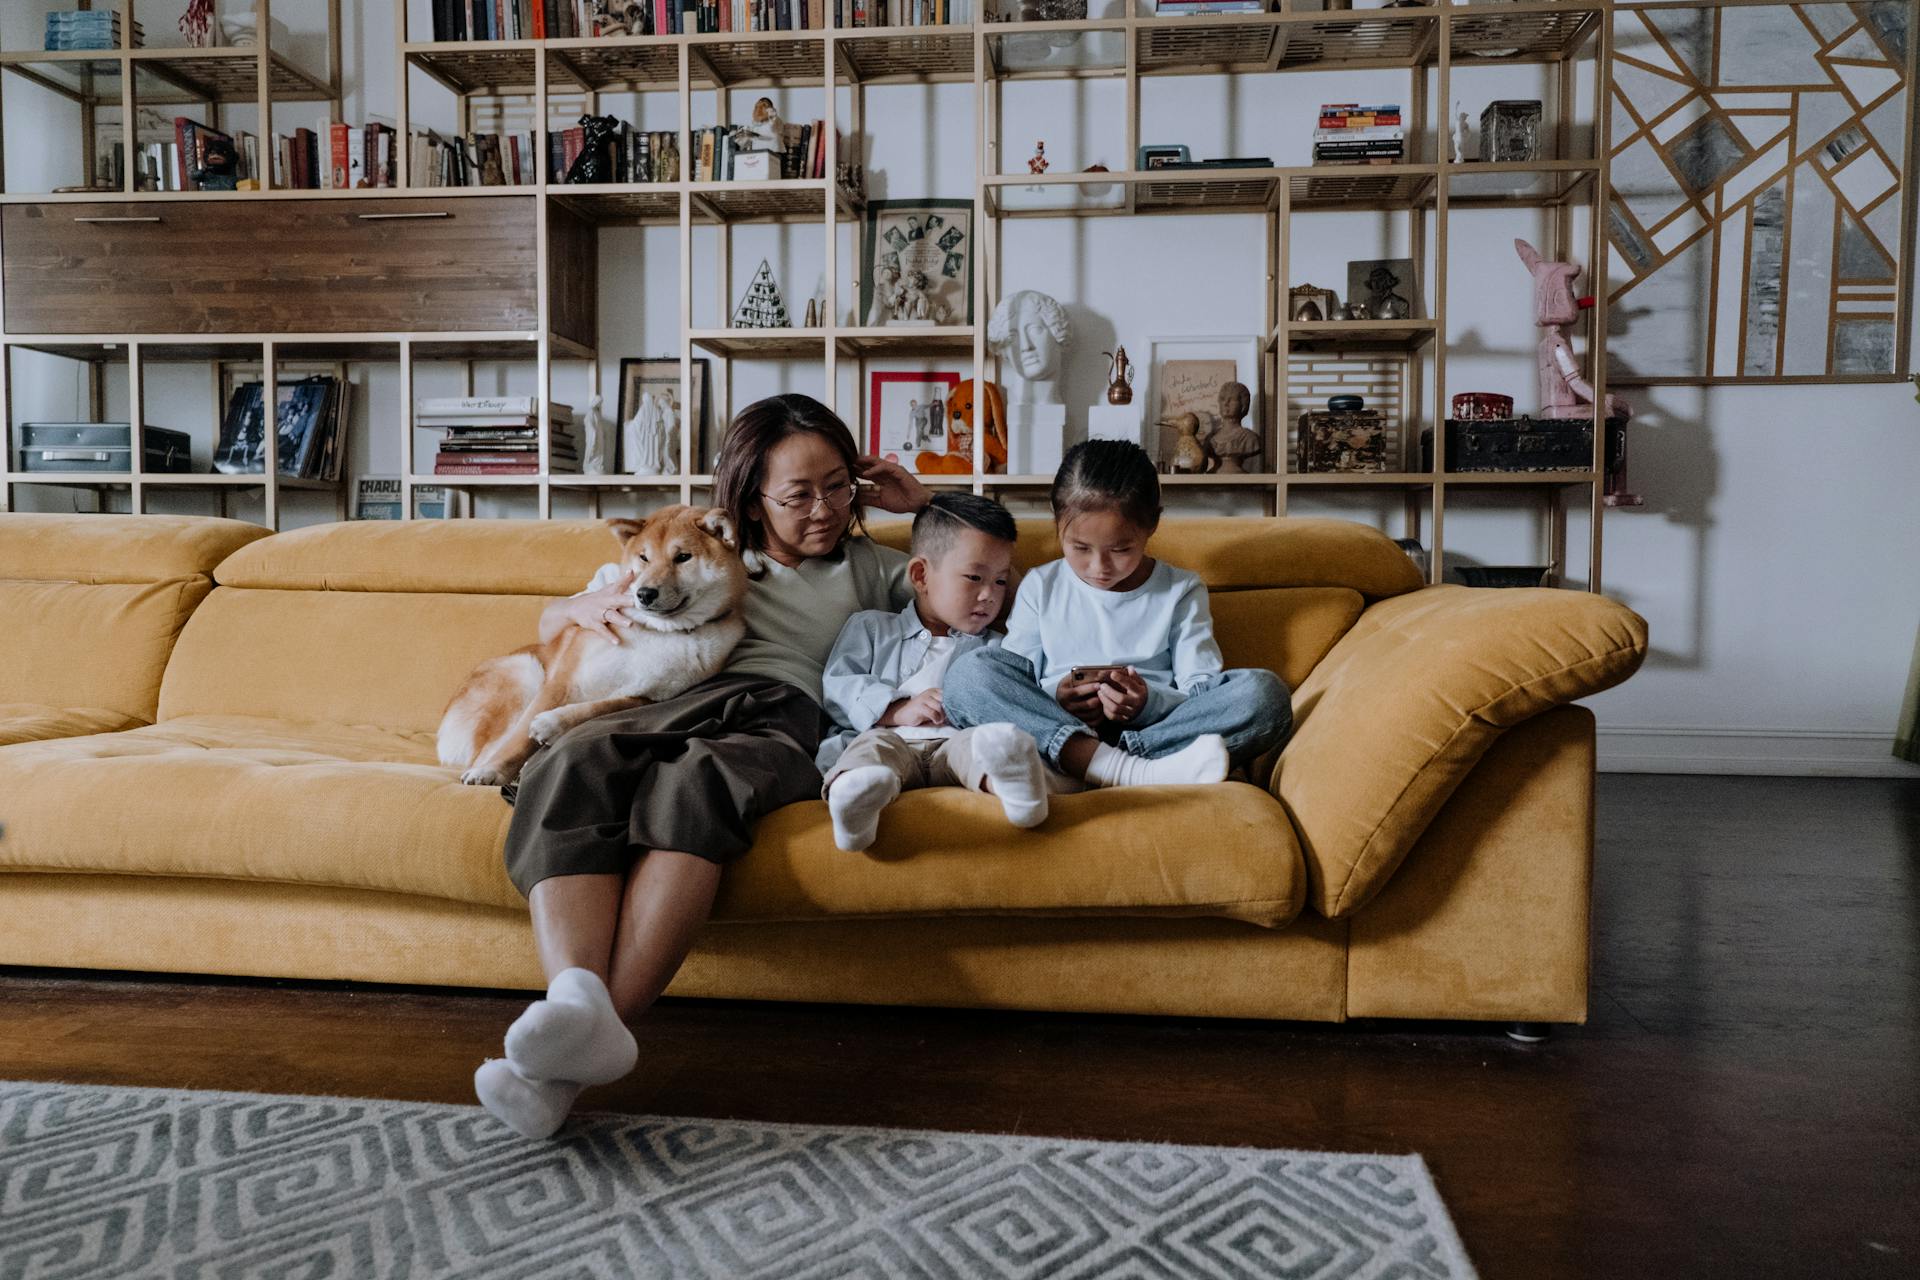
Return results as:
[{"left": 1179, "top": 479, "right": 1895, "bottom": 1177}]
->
[{"left": 917, "top": 378, "right": 1007, "bottom": 474}]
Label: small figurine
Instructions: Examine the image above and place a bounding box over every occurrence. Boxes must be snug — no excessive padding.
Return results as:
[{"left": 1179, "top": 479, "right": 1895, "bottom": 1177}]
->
[
  {"left": 1514, "top": 238, "right": 1630, "bottom": 421},
  {"left": 731, "top": 97, "right": 796, "bottom": 154},
  {"left": 1209, "top": 382, "right": 1261, "bottom": 474},
  {"left": 1161, "top": 412, "right": 1213, "bottom": 474},
  {"left": 582, "top": 394, "right": 612, "bottom": 476},
  {"left": 622, "top": 390, "right": 678, "bottom": 477},
  {"left": 565, "top": 114, "right": 620, "bottom": 184},
  {"left": 1103, "top": 347, "right": 1135, "bottom": 405},
  {"left": 733, "top": 258, "right": 790, "bottom": 329},
  {"left": 1029, "top": 141, "right": 1049, "bottom": 175},
  {"left": 867, "top": 262, "right": 902, "bottom": 325},
  {"left": 900, "top": 270, "right": 933, "bottom": 321},
  {"left": 181, "top": 0, "right": 215, "bottom": 47},
  {"left": 1450, "top": 105, "right": 1476, "bottom": 163}
]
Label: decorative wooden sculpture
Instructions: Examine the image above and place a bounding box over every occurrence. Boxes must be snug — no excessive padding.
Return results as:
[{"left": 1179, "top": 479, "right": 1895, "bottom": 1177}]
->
[
  {"left": 1160, "top": 412, "right": 1212, "bottom": 474},
  {"left": 1104, "top": 347, "right": 1135, "bottom": 405}
]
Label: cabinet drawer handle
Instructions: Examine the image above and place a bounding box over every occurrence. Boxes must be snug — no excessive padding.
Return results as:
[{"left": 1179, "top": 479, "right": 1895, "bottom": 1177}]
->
[
  {"left": 73, "top": 216, "right": 162, "bottom": 223},
  {"left": 356, "top": 212, "right": 452, "bottom": 220}
]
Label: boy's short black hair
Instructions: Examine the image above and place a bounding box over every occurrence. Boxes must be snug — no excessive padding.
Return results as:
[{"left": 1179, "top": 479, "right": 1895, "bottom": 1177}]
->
[{"left": 910, "top": 492, "right": 1018, "bottom": 561}]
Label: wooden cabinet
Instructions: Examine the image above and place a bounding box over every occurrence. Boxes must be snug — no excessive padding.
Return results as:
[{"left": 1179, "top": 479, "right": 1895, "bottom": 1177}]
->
[{"left": 3, "top": 197, "right": 538, "bottom": 335}]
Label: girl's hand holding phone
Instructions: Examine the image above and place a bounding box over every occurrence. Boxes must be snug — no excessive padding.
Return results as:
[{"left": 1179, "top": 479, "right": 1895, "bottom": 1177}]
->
[
  {"left": 1094, "top": 667, "right": 1149, "bottom": 724},
  {"left": 1055, "top": 673, "right": 1107, "bottom": 728}
]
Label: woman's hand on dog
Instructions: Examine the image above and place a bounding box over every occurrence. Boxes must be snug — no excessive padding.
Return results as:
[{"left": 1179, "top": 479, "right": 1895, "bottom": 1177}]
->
[
  {"left": 565, "top": 570, "right": 640, "bottom": 642},
  {"left": 855, "top": 455, "right": 933, "bottom": 515}
]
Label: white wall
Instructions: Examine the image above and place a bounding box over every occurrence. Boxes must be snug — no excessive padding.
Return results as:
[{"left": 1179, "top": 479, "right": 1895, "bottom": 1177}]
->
[{"left": 5, "top": 0, "right": 1917, "bottom": 775}]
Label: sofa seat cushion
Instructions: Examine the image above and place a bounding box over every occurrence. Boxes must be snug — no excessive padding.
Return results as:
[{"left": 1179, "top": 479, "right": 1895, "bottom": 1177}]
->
[
  {"left": 0, "top": 715, "right": 524, "bottom": 910},
  {"left": 0, "top": 716, "right": 1306, "bottom": 927},
  {"left": 0, "top": 703, "right": 144, "bottom": 746},
  {"left": 724, "top": 784, "right": 1306, "bottom": 927}
]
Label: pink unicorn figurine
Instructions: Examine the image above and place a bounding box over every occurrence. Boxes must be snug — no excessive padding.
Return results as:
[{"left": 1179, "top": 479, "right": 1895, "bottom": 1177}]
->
[{"left": 1515, "top": 238, "right": 1630, "bottom": 422}]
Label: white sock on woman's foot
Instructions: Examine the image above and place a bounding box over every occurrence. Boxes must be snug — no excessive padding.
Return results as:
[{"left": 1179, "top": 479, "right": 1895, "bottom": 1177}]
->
[
  {"left": 1084, "top": 735, "right": 1230, "bottom": 788},
  {"left": 503, "top": 969, "right": 637, "bottom": 1087},
  {"left": 474, "top": 1057, "right": 582, "bottom": 1140},
  {"left": 971, "top": 724, "right": 1049, "bottom": 829},
  {"left": 828, "top": 765, "right": 900, "bottom": 851}
]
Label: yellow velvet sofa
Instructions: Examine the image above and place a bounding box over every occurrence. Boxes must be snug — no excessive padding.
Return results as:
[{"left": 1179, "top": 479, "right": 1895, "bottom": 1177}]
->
[{"left": 0, "top": 511, "right": 1646, "bottom": 1025}]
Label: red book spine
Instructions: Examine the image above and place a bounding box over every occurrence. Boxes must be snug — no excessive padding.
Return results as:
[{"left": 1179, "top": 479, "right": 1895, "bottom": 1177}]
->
[
  {"left": 654, "top": 0, "right": 671, "bottom": 36},
  {"left": 330, "top": 122, "right": 350, "bottom": 190},
  {"left": 533, "top": 0, "right": 547, "bottom": 36}
]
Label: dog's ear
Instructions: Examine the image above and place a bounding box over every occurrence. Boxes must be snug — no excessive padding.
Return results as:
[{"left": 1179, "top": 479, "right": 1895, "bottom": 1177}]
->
[
  {"left": 607, "top": 517, "right": 648, "bottom": 549},
  {"left": 699, "top": 507, "right": 739, "bottom": 550}
]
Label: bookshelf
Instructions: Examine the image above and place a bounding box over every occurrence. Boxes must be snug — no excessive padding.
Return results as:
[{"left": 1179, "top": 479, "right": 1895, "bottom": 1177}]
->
[{"left": 1, "top": 0, "right": 1616, "bottom": 592}]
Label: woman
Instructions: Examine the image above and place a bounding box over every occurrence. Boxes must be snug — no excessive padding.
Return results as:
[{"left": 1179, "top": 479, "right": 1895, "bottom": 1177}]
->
[{"left": 476, "top": 393, "right": 931, "bottom": 1138}]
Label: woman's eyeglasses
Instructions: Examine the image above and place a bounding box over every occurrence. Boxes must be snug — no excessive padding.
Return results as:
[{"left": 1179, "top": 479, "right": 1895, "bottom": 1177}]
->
[{"left": 762, "top": 483, "right": 858, "bottom": 514}]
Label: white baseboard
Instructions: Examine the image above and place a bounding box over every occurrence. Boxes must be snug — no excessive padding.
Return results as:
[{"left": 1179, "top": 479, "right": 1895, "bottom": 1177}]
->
[{"left": 1596, "top": 726, "right": 1920, "bottom": 777}]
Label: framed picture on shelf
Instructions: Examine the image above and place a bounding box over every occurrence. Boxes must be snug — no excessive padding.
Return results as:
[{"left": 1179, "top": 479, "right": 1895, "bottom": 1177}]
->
[
  {"left": 861, "top": 199, "right": 974, "bottom": 328},
  {"left": 868, "top": 371, "right": 963, "bottom": 469},
  {"left": 1145, "top": 336, "right": 1261, "bottom": 472},
  {"left": 1345, "top": 258, "right": 1420, "bottom": 321},
  {"left": 1137, "top": 144, "right": 1191, "bottom": 170},
  {"left": 617, "top": 357, "right": 711, "bottom": 472}
]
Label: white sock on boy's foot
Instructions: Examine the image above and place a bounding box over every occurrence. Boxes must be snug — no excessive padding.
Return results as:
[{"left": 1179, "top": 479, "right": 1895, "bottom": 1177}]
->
[
  {"left": 474, "top": 1057, "right": 582, "bottom": 1140},
  {"left": 971, "top": 724, "right": 1049, "bottom": 829},
  {"left": 828, "top": 765, "right": 900, "bottom": 852},
  {"left": 1083, "top": 735, "right": 1230, "bottom": 788},
  {"left": 503, "top": 969, "right": 637, "bottom": 1087}
]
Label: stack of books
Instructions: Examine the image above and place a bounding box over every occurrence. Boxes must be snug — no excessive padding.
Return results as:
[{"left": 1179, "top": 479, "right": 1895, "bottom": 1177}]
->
[
  {"left": 1314, "top": 103, "right": 1404, "bottom": 166},
  {"left": 45, "top": 9, "right": 142, "bottom": 50},
  {"left": 835, "top": 0, "right": 972, "bottom": 24},
  {"left": 424, "top": 397, "right": 580, "bottom": 476},
  {"left": 431, "top": 0, "right": 854, "bottom": 38}
]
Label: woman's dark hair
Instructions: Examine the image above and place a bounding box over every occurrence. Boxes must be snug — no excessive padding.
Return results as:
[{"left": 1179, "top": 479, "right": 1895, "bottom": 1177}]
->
[
  {"left": 1050, "top": 439, "right": 1162, "bottom": 532},
  {"left": 712, "top": 393, "right": 865, "bottom": 555}
]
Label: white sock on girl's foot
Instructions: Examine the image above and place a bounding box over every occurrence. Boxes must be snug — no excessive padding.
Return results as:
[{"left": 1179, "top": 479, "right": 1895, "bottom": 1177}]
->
[
  {"left": 828, "top": 765, "right": 900, "bottom": 851},
  {"left": 1084, "top": 735, "right": 1230, "bottom": 788},
  {"left": 474, "top": 1057, "right": 582, "bottom": 1140},
  {"left": 503, "top": 969, "right": 637, "bottom": 1087},
  {"left": 971, "top": 724, "right": 1049, "bottom": 829}
]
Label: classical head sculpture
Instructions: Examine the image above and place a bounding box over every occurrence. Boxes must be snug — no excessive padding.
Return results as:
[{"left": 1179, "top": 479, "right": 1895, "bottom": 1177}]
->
[{"left": 987, "top": 289, "right": 1071, "bottom": 405}]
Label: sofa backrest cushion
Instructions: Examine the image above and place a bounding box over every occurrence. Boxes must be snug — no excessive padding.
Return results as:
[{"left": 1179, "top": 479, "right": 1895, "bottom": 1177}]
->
[
  {"left": 159, "top": 515, "right": 1416, "bottom": 732},
  {"left": 0, "top": 513, "right": 267, "bottom": 722}
]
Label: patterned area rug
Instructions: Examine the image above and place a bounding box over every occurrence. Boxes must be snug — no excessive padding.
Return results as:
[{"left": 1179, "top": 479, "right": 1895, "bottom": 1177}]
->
[{"left": 0, "top": 1079, "right": 1475, "bottom": 1279}]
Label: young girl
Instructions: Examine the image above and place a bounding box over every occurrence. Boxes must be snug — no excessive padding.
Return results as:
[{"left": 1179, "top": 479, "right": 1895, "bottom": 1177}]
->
[
  {"left": 476, "top": 392, "right": 930, "bottom": 1139},
  {"left": 944, "top": 439, "right": 1292, "bottom": 787}
]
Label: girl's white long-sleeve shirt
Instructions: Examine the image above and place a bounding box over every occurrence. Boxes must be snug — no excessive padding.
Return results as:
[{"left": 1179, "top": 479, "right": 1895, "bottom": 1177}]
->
[{"left": 1001, "top": 558, "right": 1223, "bottom": 722}]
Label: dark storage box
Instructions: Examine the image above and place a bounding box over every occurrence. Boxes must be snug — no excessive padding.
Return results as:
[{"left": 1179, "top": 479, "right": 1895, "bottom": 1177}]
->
[
  {"left": 1421, "top": 416, "right": 1625, "bottom": 473},
  {"left": 18, "top": 423, "right": 191, "bottom": 473}
]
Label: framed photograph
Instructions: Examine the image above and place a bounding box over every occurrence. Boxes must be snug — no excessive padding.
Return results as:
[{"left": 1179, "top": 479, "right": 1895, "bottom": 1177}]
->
[
  {"left": 618, "top": 357, "right": 711, "bottom": 471},
  {"left": 1137, "top": 144, "right": 1192, "bottom": 170},
  {"left": 1145, "top": 335, "right": 1261, "bottom": 472},
  {"left": 868, "top": 370, "right": 962, "bottom": 467},
  {"left": 1288, "top": 283, "right": 1339, "bottom": 323},
  {"left": 1345, "top": 257, "right": 1420, "bottom": 320},
  {"left": 862, "top": 199, "right": 974, "bottom": 328}
]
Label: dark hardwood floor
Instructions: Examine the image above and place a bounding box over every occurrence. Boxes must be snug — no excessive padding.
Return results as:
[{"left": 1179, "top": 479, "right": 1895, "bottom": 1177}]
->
[{"left": 4, "top": 774, "right": 1917, "bottom": 1278}]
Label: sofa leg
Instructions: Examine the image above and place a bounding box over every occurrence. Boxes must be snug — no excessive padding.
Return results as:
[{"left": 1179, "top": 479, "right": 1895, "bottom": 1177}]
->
[{"left": 1505, "top": 1021, "right": 1551, "bottom": 1043}]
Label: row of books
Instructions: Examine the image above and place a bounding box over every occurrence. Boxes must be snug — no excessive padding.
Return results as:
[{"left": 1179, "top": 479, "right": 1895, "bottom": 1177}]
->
[
  {"left": 1315, "top": 102, "right": 1403, "bottom": 166},
  {"left": 423, "top": 397, "right": 582, "bottom": 475},
  {"left": 213, "top": 376, "right": 349, "bottom": 480},
  {"left": 1151, "top": 0, "right": 1264, "bottom": 14},
  {"left": 553, "top": 125, "right": 682, "bottom": 184},
  {"left": 430, "top": 0, "right": 841, "bottom": 37},
  {"left": 684, "top": 122, "right": 834, "bottom": 182},
  {"left": 45, "top": 9, "right": 142, "bottom": 51}
]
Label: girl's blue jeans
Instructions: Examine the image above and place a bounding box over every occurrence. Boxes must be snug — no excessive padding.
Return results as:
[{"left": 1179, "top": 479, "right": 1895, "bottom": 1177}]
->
[{"left": 943, "top": 647, "right": 1294, "bottom": 768}]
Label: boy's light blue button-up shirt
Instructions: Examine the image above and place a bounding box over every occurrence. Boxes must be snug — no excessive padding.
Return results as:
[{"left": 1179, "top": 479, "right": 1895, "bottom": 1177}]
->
[{"left": 815, "top": 600, "right": 999, "bottom": 772}]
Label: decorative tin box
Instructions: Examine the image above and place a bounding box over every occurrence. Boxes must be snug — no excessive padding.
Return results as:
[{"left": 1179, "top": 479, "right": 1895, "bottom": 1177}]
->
[
  {"left": 1298, "top": 406, "right": 1391, "bottom": 473},
  {"left": 18, "top": 423, "right": 191, "bottom": 473},
  {"left": 1420, "top": 416, "right": 1625, "bottom": 474}
]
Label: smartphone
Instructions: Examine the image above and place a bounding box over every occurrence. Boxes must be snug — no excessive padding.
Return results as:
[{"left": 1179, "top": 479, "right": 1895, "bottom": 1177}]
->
[{"left": 1069, "top": 665, "right": 1131, "bottom": 686}]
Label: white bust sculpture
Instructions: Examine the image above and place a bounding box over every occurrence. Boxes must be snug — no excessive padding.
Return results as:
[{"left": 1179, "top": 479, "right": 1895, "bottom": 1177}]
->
[
  {"left": 623, "top": 390, "right": 678, "bottom": 476},
  {"left": 987, "top": 289, "right": 1071, "bottom": 406}
]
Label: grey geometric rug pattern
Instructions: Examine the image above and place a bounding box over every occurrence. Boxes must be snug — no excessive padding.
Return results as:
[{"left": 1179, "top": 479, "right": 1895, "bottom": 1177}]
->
[{"left": 0, "top": 1079, "right": 1476, "bottom": 1279}]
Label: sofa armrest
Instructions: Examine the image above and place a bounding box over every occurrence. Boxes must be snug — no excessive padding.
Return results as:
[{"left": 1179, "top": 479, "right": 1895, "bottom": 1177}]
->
[{"left": 1269, "top": 584, "right": 1646, "bottom": 918}]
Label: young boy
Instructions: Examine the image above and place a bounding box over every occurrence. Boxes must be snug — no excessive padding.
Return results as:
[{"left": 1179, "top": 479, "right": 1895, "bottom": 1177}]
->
[{"left": 818, "top": 492, "right": 1051, "bottom": 851}]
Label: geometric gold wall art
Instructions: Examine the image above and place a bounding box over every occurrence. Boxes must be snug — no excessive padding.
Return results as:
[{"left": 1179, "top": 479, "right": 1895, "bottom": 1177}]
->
[{"left": 1607, "top": 1, "right": 1915, "bottom": 381}]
